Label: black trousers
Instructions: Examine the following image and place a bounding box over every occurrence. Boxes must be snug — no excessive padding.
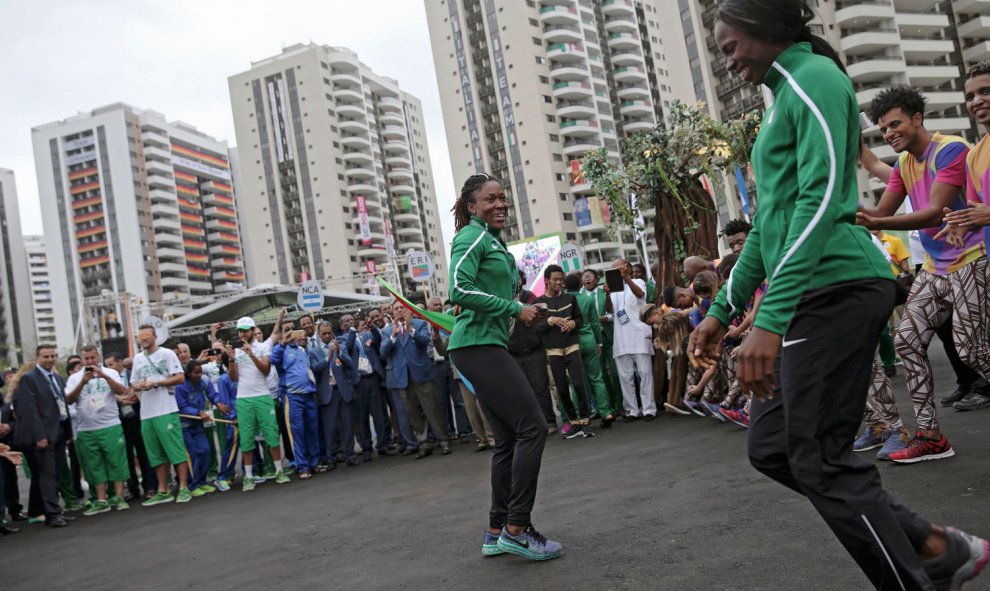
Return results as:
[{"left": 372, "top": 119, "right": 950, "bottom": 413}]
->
[
  {"left": 276, "top": 393, "right": 295, "bottom": 462},
  {"left": 451, "top": 346, "right": 548, "bottom": 529},
  {"left": 935, "top": 314, "right": 986, "bottom": 390},
  {"left": 25, "top": 437, "right": 67, "bottom": 519},
  {"left": 748, "top": 279, "right": 933, "bottom": 591},
  {"left": 547, "top": 348, "right": 590, "bottom": 423},
  {"left": 1, "top": 452, "right": 21, "bottom": 517},
  {"left": 511, "top": 348, "right": 555, "bottom": 424},
  {"left": 121, "top": 413, "right": 156, "bottom": 496}
]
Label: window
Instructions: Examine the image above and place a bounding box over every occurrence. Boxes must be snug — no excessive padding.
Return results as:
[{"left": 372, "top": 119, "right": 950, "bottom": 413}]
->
[
  {"left": 546, "top": 114, "right": 556, "bottom": 122},
  {"left": 566, "top": 233, "right": 576, "bottom": 241},
  {"left": 535, "top": 56, "right": 545, "bottom": 65},
  {"left": 549, "top": 134, "right": 559, "bottom": 142},
  {"left": 539, "top": 76, "right": 549, "bottom": 84},
  {"left": 528, "top": 18, "right": 538, "bottom": 26},
  {"left": 543, "top": 95, "right": 551, "bottom": 103},
  {"left": 553, "top": 154, "right": 563, "bottom": 162},
  {"left": 563, "top": 213, "right": 573, "bottom": 221},
  {"left": 559, "top": 193, "right": 568, "bottom": 201},
  {"left": 532, "top": 37, "right": 541, "bottom": 45}
]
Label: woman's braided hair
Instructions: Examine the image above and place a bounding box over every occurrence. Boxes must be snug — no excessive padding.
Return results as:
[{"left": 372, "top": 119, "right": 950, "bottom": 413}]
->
[{"left": 453, "top": 172, "right": 501, "bottom": 232}]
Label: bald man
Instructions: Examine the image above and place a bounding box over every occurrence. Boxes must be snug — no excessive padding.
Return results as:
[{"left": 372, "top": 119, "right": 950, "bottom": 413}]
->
[{"left": 682, "top": 256, "right": 714, "bottom": 283}]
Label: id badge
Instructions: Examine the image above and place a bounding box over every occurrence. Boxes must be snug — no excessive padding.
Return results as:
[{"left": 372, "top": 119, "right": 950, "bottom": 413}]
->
[
  {"left": 616, "top": 309, "right": 630, "bottom": 325},
  {"left": 358, "top": 357, "right": 372, "bottom": 374},
  {"left": 57, "top": 398, "right": 68, "bottom": 417},
  {"left": 89, "top": 394, "right": 106, "bottom": 411}
]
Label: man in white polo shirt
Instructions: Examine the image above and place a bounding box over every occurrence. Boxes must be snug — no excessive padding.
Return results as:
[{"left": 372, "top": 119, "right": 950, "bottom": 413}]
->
[
  {"left": 64, "top": 345, "right": 134, "bottom": 515},
  {"left": 230, "top": 317, "right": 290, "bottom": 491},
  {"left": 604, "top": 259, "right": 656, "bottom": 420},
  {"left": 130, "top": 324, "right": 191, "bottom": 506}
]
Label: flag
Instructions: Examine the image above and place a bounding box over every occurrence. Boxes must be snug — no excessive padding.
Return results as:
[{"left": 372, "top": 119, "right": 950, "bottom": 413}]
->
[
  {"left": 734, "top": 165, "right": 750, "bottom": 216},
  {"left": 356, "top": 196, "right": 372, "bottom": 245},
  {"left": 375, "top": 276, "right": 454, "bottom": 333}
]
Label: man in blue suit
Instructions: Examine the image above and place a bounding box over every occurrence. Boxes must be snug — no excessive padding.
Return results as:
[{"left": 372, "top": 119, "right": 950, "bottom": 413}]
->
[
  {"left": 368, "top": 308, "right": 417, "bottom": 455},
  {"left": 310, "top": 320, "right": 359, "bottom": 468},
  {"left": 381, "top": 301, "right": 451, "bottom": 459},
  {"left": 356, "top": 314, "right": 395, "bottom": 459}
]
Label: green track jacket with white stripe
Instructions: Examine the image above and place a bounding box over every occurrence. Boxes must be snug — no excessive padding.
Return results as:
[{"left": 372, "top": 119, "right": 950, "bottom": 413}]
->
[
  {"left": 448, "top": 216, "right": 524, "bottom": 351},
  {"left": 708, "top": 43, "right": 892, "bottom": 336}
]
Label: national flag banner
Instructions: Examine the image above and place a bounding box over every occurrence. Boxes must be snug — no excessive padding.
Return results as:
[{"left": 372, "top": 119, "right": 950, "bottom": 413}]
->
[
  {"left": 375, "top": 276, "right": 453, "bottom": 333},
  {"left": 366, "top": 260, "right": 377, "bottom": 275},
  {"left": 559, "top": 242, "right": 583, "bottom": 274},
  {"left": 356, "top": 195, "right": 372, "bottom": 246},
  {"left": 384, "top": 219, "right": 396, "bottom": 257},
  {"left": 570, "top": 159, "right": 585, "bottom": 185}
]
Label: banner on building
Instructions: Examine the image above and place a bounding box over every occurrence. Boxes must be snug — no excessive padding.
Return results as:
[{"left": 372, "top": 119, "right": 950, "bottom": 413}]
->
[
  {"left": 574, "top": 197, "right": 591, "bottom": 227},
  {"left": 355, "top": 195, "right": 372, "bottom": 246},
  {"left": 384, "top": 218, "right": 396, "bottom": 257}
]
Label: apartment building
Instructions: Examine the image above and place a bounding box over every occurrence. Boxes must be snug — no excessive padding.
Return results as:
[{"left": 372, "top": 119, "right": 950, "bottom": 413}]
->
[
  {"left": 426, "top": 0, "right": 701, "bottom": 269},
  {"left": 32, "top": 103, "right": 245, "bottom": 348},
  {"left": 24, "top": 235, "right": 56, "bottom": 351},
  {"left": 0, "top": 170, "right": 35, "bottom": 364},
  {"left": 228, "top": 43, "right": 448, "bottom": 297}
]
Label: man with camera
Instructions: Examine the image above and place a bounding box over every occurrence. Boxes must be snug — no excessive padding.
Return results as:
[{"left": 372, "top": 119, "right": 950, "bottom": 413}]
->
[{"left": 64, "top": 345, "right": 134, "bottom": 515}]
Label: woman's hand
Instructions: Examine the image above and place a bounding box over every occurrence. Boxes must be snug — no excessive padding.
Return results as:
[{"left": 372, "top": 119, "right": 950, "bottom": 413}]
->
[
  {"left": 688, "top": 316, "right": 727, "bottom": 370},
  {"left": 734, "top": 327, "right": 781, "bottom": 401},
  {"left": 517, "top": 306, "right": 538, "bottom": 325}
]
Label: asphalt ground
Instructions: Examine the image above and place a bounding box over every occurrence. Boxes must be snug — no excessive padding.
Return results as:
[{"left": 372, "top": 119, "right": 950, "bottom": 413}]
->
[{"left": 3, "top": 347, "right": 989, "bottom": 591}]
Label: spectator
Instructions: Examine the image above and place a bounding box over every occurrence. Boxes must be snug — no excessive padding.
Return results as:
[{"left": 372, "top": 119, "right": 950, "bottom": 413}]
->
[
  {"left": 312, "top": 320, "right": 359, "bottom": 468},
  {"left": 428, "top": 296, "right": 470, "bottom": 442},
  {"left": 105, "top": 352, "right": 156, "bottom": 500},
  {"left": 271, "top": 328, "right": 320, "bottom": 478},
  {"left": 174, "top": 360, "right": 218, "bottom": 496},
  {"left": 508, "top": 270, "right": 556, "bottom": 430},
  {"left": 565, "top": 271, "right": 616, "bottom": 428},
  {"left": 604, "top": 259, "right": 656, "bottom": 420}
]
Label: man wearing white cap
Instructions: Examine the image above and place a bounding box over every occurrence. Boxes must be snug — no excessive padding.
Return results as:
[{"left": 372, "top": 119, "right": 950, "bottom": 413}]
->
[{"left": 230, "top": 317, "right": 289, "bottom": 490}]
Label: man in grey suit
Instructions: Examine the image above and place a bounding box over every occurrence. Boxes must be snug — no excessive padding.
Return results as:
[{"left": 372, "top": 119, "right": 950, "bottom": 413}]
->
[
  {"left": 310, "top": 321, "right": 360, "bottom": 468},
  {"left": 13, "top": 345, "right": 72, "bottom": 527},
  {"left": 381, "top": 301, "right": 450, "bottom": 459}
]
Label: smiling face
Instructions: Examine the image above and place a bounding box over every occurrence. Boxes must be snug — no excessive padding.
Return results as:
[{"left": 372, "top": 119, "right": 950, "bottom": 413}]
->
[
  {"left": 878, "top": 107, "right": 923, "bottom": 155},
  {"left": 137, "top": 327, "right": 157, "bottom": 352},
  {"left": 467, "top": 180, "right": 508, "bottom": 228},
  {"left": 391, "top": 302, "right": 408, "bottom": 322},
  {"left": 299, "top": 316, "right": 315, "bottom": 337},
  {"left": 36, "top": 347, "right": 57, "bottom": 372},
  {"left": 965, "top": 73, "right": 990, "bottom": 128},
  {"left": 368, "top": 309, "right": 384, "bottom": 328},
  {"left": 545, "top": 271, "right": 565, "bottom": 296},
  {"left": 714, "top": 20, "right": 785, "bottom": 87}
]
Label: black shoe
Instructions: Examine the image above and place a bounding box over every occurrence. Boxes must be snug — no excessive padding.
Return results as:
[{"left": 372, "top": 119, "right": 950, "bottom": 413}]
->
[
  {"left": 59, "top": 513, "right": 77, "bottom": 522},
  {"left": 581, "top": 425, "right": 595, "bottom": 438},
  {"left": 643, "top": 414, "right": 656, "bottom": 422},
  {"left": 415, "top": 447, "right": 433, "bottom": 460},
  {"left": 0, "top": 522, "right": 19, "bottom": 534},
  {"left": 346, "top": 458, "right": 360, "bottom": 467},
  {"left": 377, "top": 448, "right": 396, "bottom": 456},
  {"left": 624, "top": 415, "right": 640, "bottom": 423},
  {"left": 954, "top": 391, "right": 990, "bottom": 412},
  {"left": 45, "top": 516, "right": 68, "bottom": 528},
  {"left": 600, "top": 414, "right": 615, "bottom": 429},
  {"left": 440, "top": 443, "right": 451, "bottom": 455},
  {"left": 10, "top": 511, "right": 27, "bottom": 522},
  {"left": 362, "top": 452, "right": 373, "bottom": 462},
  {"left": 475, "top": 442, "right": 491, "bottom": 452},
  {"left": 401, "top": 448, "right": 418, "bottom": 456},
  {"left": 883, "top": 365, "right": 897, "bottom": 377},
  {"left": 940, "top": 387, "right": 968, "bottom": 407}
]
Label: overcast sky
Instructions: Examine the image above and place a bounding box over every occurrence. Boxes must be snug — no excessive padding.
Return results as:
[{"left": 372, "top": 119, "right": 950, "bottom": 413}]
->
[{"left": 0, "top": 0, "right": 457, "bottom": 261}]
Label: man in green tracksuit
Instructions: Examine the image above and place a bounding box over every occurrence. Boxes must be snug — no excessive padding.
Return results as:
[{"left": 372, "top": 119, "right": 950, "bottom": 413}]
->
[
  {"left": 566, "top": 272, "right": 616, "bottom": 427},
  {"left": 580, "top": 269, "right": 622, "bottom": 415}
]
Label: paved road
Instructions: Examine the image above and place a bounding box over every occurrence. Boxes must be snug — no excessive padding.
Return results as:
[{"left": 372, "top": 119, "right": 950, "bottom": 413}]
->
[{"left": 3, "top": 348, "right": 989, "bottom": 590}]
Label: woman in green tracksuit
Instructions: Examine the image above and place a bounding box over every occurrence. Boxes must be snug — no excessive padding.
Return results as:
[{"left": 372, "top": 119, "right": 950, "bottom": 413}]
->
[
  {"left": 691, "top": 1, "right": 987, "bottom": 590},
  {"left": 447, "top": 173, "right": 562, "bottom": 561}
]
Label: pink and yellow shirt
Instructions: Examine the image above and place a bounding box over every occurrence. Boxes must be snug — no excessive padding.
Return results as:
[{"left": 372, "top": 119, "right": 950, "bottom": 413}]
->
[{"left": 966, "top": 133, "right": 990, "bottom": 247}]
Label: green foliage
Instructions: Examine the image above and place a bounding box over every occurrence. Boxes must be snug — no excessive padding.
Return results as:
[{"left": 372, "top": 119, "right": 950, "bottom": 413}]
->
[{"left": 582, "top": 100, "right": 760, "bottom": 229}]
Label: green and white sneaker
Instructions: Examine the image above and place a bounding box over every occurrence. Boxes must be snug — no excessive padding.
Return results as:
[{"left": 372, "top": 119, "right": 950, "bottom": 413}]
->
[
  {"left": 275, "top": 470, "right": 290, "bottom": 484},
  {"left": 215, "top": 479, "right": 231, "bottom": 492},
  {"left": 199, "top": 484, "right": 217, "bottom": 494},
  {"left": 262, "top": 470, "right": 277, "bottom": 480},
  {"left": 190, "top": 487, "right": 208, "bottom": 498},
  {"left": 175, "top": 488, "right": 192, "bottom": 503},
  {"left": 83, "top": 500, "right": 112, "bottom": 516},
  {"left": 141, "top": 491, "right": 174, "bottom": 507},
  {"left": 242, "top": 478, "right": 256, "bottom": 492},
  {"left": 63, "top": 499, "right": 84, "bottom": 512},
  {"left": 112, "top": 496, "right": 130, "bottom": 511}
]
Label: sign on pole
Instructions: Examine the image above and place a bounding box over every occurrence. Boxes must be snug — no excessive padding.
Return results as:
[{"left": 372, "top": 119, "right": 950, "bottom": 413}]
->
[
  {"left": 559, "top": 242, "right": 583, "bottom": 274},
  {"left": 407, "top": 251, "right": 433, "bottom": 283},
  {"left": 297, "top": 279, "right": 323, "bottom": 312},
  {"left": 144, "top": 315, "right": 170, "bottom": 346},
  {"left": 355, "top": 195, "right": 372, "bottom": 246}
]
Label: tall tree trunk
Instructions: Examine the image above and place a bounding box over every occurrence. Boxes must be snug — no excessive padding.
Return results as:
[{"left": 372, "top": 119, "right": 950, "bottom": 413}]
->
[{"left": 651, "top": 180, "right": 719, "bottom": 291}]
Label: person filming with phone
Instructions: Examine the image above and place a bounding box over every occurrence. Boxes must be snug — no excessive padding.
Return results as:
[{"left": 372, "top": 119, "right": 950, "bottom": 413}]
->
[{"left": 603, "top": 259, "right": 656, "bottom": 421}]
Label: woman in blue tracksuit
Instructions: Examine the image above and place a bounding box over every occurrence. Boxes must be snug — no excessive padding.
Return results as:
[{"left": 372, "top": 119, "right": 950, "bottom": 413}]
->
[
  {"left": 175, "top": 360, "right": 217, "bottom": 496},
  {"left": 271, "top": 332, "right": 320, "bottom": 479}
]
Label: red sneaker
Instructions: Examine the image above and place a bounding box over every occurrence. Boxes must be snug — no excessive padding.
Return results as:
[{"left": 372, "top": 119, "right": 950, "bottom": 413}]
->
[
  {"left": 720, "top": 408, "right": 749, "bottom": 428},
  {"left": 889, "top": 432, "right": 955, "bottom": 464}
]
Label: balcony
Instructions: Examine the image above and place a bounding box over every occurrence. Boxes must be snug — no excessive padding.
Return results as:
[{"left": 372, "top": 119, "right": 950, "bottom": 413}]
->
[
  {"left": 539, "top": 4, "right": 579, "bottom": 26},
  {"left": 336, "top": 103, "right": 365, "bottom": 118},
  {"left": 907, "top": 64, "right": 960, "bottom": 86},
  {"left": 902, "top": 39, "right": 956, "bottom": 61},
  {"left": 610, "top": 48, "right": 645, "bottom": 67},
  {"left": 846, "top": 58, "right": 904, "bottom": 82},
  {"left": 383, "top": 140, "right": 410, "bottom": 154},
  {"left": 543, "top": 25, "right": 582, "bottom": 44},
  {"left": 347, "top": 180, "right": 378, "bottom": 193},
  {"left": 601, "top": 0, "right": 635, "bottom": 16},
  {"left": 560, "top": 119, "right": 600, "bottom": 137},
  {"left": 924, "top": 91, "right": 966, "bottom": 110},
  {"left": 839, "top": 31, "right": 900, "bottom": 56},
  {"left": 834, "top": 3, "right": 895, "bottom": 26},
  {"left": 385, "top": 154, "right": 412, "bottom": 167},
  {"left": 398, "top": 239, "right": 426, "bottom": 250},
  {"left": 358, "top": 247, "right": 389, "bottom": 259},
  {"left": 343, "top": 149, "right": 373, "bottom": 164},
  {"left": 606, "top": 32, "right": 639, "bottom": 49},
  {"left": 394, "top": 212, "right": 419, "bottom": 224},
  {"left": 963, "top": 40, "right": 990, "bottom": 63},
  {"left": 549, "top": 62, "right": 590, "bottom": 82},
  {"left": 395, "top": 225, "right": 421, "bottom": 237},
  {"left": 547, "top": 42, "right": 586, "bottom": 63},
  {"left": 380, "top": 112, "right": 405, "bottom": 126},
  {"left": 604, "top": 15, "right": 637, "bottom": 33},
  {"left": 143, "top": 145, "right": 172, "bottom": 161},
  {"left": 553, "top": 81, "right": 593, "bottom": 100},
  {"left": 338, "top": 118, "right": 368, "bottom": 134},
  {"left": 892, "top": 0, "right": 938, "bottom": 10},
  {"left": 149, "top": 188, "right": 176, "bottom": 204},
  {"left": 895, "top": 13, "right": 950, "bottom": 35},
  {"left": 558, "top": 100, "right": 596, "bottom": 118},
  {"left": 335, "top": 88, "right": 364, "bottom": 103},
  {"left": 388, "top": 167, "right": 414, "bottom": 181},
  {"left": 156, "top": 247, "right": 184, "bottom": 260},
  {"left": 331, "top": 72, "right": 362, "bottom": 87},
  {"left": 577, "top": 222, "right": 606, "bottom": 234},
  {"left": 159, "top": 276, "right": 188, "bottom": 289},
  {"left": 380, "top": 96, "right": 403, "bottom": 112},
  {"left": 381, "top": 124, "right": 406, "bottom": 140},
  {"left": 957, "top": 15, "right": 990, "bottom": 39},
  {"left": 345, "top": 164, "right": 376, "bottom": 178},
  {"left": 341, "top": 134, "right": 372, "bottom": 148},
  {"left": 145, "top": 160, "right": 174, "bottom": 178},
  {"left": 622, "top": 119, "right": 655, "bottom": 133},
  {"left": 153, "top": 217, "right": 181, "bottom": 232},
  {"left": 150, "top": 202, "right": 176, "bottom": 217},
  {"left": 620, "top": 99, "right": 652, "bottom": 116},
  {"left": 157, "top": 262, "right": 187, "bottom": 274},
  {"left": 616, "top": 84, "right": 649, "bottom": 100},
  {"left": 563, "top": 139, "right": 599, "bottom": 157},
  {"left": 927, "top": 116, "right": 976, "bottom": 134},
  {"left": 613, "top": 66, "right": 647, "bottom": 83},
  {"left": 142, "top": 129, "right": 169, "bottom": 147}
]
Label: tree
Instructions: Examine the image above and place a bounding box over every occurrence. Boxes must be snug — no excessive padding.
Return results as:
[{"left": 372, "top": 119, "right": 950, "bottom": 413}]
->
[{"left": 582, "top": 101, "right": 760, "bottom": 291}]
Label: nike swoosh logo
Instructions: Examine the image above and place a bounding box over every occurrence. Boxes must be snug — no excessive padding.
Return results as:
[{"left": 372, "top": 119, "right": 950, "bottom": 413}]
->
[
  {"left": 504, "top": 537, "right": 529, "bottom": 549},
  {"left": 782, "top": 338, "right": 807, "bottom": 348}
]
